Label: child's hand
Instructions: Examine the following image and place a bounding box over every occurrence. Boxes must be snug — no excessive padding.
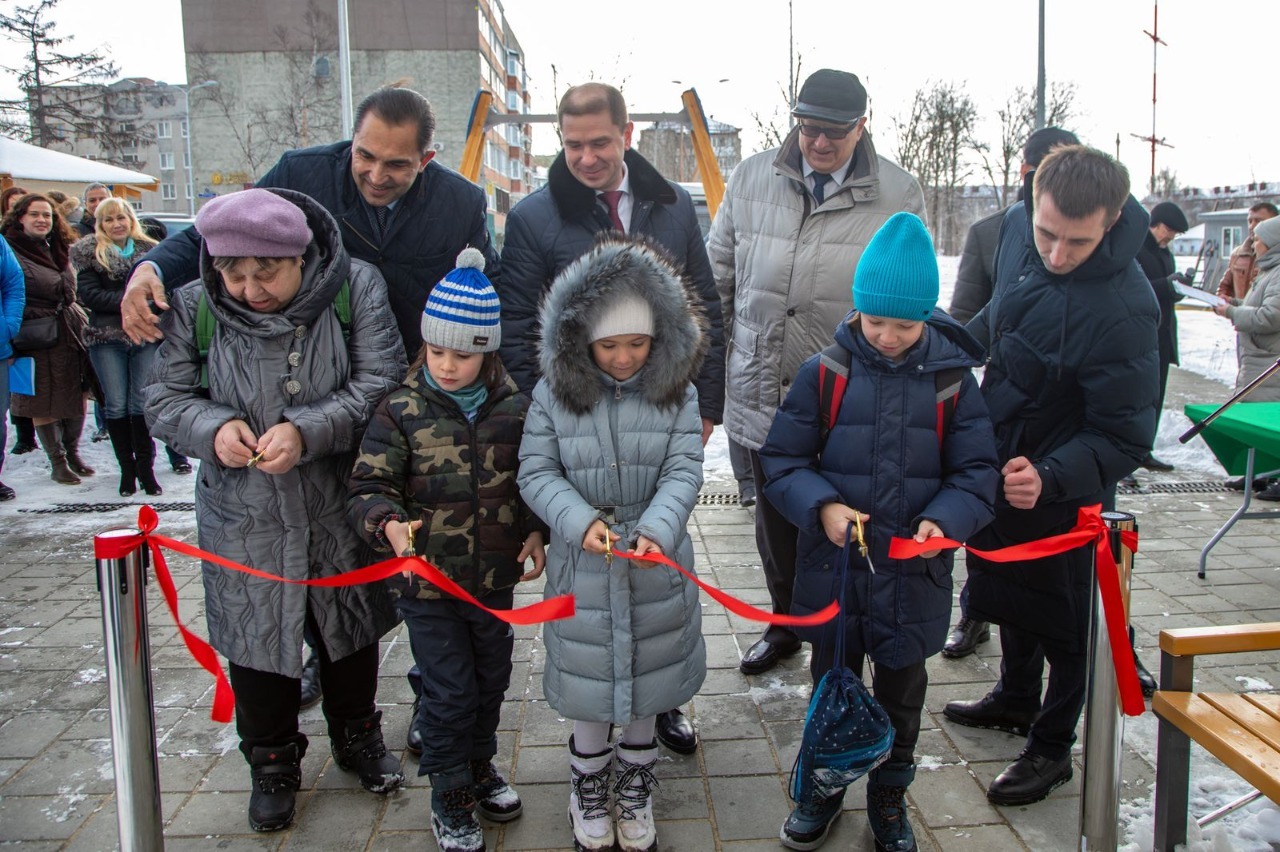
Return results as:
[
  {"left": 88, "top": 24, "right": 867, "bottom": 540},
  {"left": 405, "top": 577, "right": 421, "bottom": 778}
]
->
[
  {"left": 385, "top": 519, "right": 423, "bottom": 577},
  {"left": 254, "top": 422, "right": 305, "bottom": 475},
  {"left": 819, "top": 503, "right": 870, "bottom": 547},
  {"left": 518, "top": 532, "right": 546, "bottom": 582},
  {"left": 214, "top": 419, "right": 258, "bottom": 468},
  {"left": 631, "top": 535, "right": 663, "bottom": 563},
  {"left": 914, "top": 519, "right": 945, "bottom": 559},
  {"left": 582, "top": 520, "right": 620, "bottom": 555}
]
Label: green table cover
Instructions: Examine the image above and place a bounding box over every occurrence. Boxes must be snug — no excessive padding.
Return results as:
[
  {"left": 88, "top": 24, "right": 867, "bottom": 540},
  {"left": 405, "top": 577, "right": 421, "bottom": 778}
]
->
[{"left": 1184, "top": 402, "right": 1280, "bottom": 476}]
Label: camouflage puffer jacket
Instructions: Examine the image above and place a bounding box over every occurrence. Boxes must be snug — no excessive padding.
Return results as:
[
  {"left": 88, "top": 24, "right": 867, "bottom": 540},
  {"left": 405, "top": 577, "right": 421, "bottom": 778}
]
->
[{"left": 347, "top": 367, "right": 546, "bottom": 600}]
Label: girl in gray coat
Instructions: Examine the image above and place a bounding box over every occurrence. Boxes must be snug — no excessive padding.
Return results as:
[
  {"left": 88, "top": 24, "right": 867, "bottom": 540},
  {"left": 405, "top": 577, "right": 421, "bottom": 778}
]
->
[
  {"left": 144, "top": 188, "right": 407, "bottom": 832},
  {"left": 518, "top": 237, "right": 708, "bottom": 852}
]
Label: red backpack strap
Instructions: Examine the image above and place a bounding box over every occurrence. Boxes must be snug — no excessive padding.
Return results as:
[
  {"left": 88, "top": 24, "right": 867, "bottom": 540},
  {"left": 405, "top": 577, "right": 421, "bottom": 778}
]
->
[
  {"left": 816, "top": 344, "right": 852, "bottom": 446},
  {"left": 933, "top": 367, "right": 966, "bottom": 446}
]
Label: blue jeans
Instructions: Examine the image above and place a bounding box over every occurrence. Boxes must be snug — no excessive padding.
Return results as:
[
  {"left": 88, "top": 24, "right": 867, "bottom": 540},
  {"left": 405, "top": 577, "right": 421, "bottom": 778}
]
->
[{"left": 88, "top": 340, "right": 158, "bottom": 419}]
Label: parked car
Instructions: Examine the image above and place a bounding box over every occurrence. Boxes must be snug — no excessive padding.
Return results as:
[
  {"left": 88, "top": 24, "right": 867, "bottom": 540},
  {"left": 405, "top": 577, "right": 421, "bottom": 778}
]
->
[{"left": 136, "top": 212, "right": 195, "bottom": 239}]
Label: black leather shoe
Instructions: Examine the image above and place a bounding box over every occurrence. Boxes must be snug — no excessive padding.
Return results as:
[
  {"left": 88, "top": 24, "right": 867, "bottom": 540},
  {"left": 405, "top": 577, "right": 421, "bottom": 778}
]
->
[
  {"left": 1140, "top": 454, "right": 1175, "bottom": 472},
  {"left": 941, "top": 617, "right": 990, "bottom": 658},
  {"left": 655, "top": 707, "right": 698, "bottom": 755},
  {"left": 171, "top": 460, "right": 194, "bottom": 474},
  {"left": 0, "top": 481, "right": 13, "bottom": 501},
  {"left": 1119, "top": 473, "right": 1139, "bottom": 488},
  {"left": 986, "top": 751, "right": 1072, "bottom": 806},
  {"left": 1134, "top": 650, "right": 1157, "bottom": 697},
  {"left": 740, "top": 635, "right": 801, "bottom": 675},
  {"left": 1257, "top": 481, "right": 1280, "bottom": 502},
  {"left": 1225, "top": 476, "right": 1272, "bottom": 492},
  {"left": 406, "top": 695, "right": 423, "bottom": 755},
  {"left": 299, "top": 650, "right": 322, "bottom": 708},
  {"left": 943, "top": 693, "right": 1037, "bottom": 737}
]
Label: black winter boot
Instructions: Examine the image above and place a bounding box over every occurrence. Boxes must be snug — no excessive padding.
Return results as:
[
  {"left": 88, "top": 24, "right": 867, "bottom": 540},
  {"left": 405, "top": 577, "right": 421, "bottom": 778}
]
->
[
  {"left": 11, "top": 414, "right": 36, "bottom": 454},
  {"left": 60, "top": 417, "right": 94, "bottom": 476},
  {"left": 330, "top": 710, "right": 404, "bottom": 793},
  {"left": 866, "top": 761, "right": 917, "bottom": 852},
  {"left": 105, "top": 418, "right": 136, "bottom": 496},
  {"left": 430, "top": 764, "right": 484, "bottom": 852},
  {"left": 35, "top": 422, "right": 80, "bottom": 485},
  {"left": 470, "top": 758, "right": 522, "bottom": 822},
  {"left": 247, "top": 743, "right": 301, "bottom": 832},
  {"left": 129, "top": 415, "right": 162, "bottom": 496}
]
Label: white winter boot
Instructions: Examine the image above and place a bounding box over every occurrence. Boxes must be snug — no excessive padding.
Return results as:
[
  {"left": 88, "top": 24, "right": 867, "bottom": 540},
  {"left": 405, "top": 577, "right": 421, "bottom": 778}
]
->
[
  {"left": 568, "top": 736, "right": 615, "bottom": 852},
  {"left": 613, "top": 739, "right": 660, "bottom": 852}
]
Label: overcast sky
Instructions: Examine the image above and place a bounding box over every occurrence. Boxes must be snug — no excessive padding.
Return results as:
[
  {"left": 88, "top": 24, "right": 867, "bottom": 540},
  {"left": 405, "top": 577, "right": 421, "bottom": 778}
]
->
[{"left": 13, "top": 0, "right": 1280, "bottom": 192}]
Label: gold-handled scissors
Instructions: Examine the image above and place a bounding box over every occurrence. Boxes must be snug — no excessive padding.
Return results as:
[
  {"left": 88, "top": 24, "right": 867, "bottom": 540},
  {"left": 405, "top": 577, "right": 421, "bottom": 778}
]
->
[
  {"left": 245, "top": 449, "right": 266, "bottom": 469},
  {"left": 853, "top": 511, "right": 876, "bottom": 574},
  {"left": 401, "top": 522, "right": 416, "bottom": 558}
]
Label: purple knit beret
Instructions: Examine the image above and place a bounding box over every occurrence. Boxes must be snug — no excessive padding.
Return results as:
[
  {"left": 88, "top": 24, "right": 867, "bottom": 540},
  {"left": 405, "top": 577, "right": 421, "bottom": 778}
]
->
[{"left": 195, "top": 188, "right": 312, "bottom": 258}]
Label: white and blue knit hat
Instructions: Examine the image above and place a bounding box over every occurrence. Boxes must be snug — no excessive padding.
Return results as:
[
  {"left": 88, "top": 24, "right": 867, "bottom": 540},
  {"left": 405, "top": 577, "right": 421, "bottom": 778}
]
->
[{"left": 420, "top": 247, "right": 501, "bottom": 353}]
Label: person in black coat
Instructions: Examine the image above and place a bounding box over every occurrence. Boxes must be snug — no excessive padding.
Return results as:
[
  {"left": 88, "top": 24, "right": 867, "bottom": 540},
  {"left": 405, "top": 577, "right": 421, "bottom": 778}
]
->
[
  {"left": 118, "top": 87, "right": 499, "bottom": 362},
  {"left": 1134, "top": 201, "right": 1190, "bottom": 472},
  {"left": 943, "top": 146, "right": 1160, "bottom": 808},
  {"left": 498, "top": 82, "right": 725, "bottom": 759}
]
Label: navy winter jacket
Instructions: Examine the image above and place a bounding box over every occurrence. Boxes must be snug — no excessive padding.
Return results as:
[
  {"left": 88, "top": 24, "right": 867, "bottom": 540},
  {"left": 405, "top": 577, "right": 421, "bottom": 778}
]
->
[
  {"left": 499, "top": 149, "right": 725, "bottom": 423},
  {"left": 137, "top": 141, "right": 498, "bottom": 360},
  {"left": 759, "top": 310, "right": 999, "bottom": 668}
]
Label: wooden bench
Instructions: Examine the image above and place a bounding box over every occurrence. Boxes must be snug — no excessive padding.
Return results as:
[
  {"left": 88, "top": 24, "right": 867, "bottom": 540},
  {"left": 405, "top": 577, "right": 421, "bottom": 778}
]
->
[{"left": 1152, "top": 622, "right": 1280, "bottom": 851}]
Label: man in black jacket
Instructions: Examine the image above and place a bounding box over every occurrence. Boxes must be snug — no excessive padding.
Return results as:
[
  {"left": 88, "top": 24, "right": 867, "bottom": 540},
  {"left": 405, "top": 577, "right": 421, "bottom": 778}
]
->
[
  {"left": 944, "top": 146, "right": 1160, "bottom": 807},
  {"left": 498, "top": 82, "right": 725, "bottom": 757},
  {"left": 1135, "top": 201, "right": 1190, "bottom": 472},
  {"left": 119, "top": 86, "right": 498, "bottom": 361}
]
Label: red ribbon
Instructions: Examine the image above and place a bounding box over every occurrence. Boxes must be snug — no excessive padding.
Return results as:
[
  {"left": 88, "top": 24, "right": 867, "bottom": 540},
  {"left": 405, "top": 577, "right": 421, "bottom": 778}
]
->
[
  {"left": 92, "top": 507, "right": 576, "bottom": 723},
  {"left": 611, "top": 548, "right": 840, "bottom": 627},
  {"left": 889, "top": 504, "right": 1145, "bottom": 717}
]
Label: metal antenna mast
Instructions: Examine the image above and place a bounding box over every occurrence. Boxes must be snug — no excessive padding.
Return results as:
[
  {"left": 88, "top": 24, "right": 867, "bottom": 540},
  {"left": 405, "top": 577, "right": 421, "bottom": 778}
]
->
[{"left": 1130, "top": 0, "right": 1173, "bottom": 195}]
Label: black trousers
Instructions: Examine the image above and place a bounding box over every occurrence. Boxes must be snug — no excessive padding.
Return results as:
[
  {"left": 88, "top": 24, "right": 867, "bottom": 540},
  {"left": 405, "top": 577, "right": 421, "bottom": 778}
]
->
[
  {"left": 400, "top": 587, "right": 514, "bottom": 777},
  {"left": 990, "top": 623, "right": 1087, "bottom": 761},
  {"left": 810, "top": 639, "right": 928, "bottom": 769},
  {"left": 229, "top": 617, "right": 379, "bottom": 760},
  {"left": 750, "top": 449, "right": 800, "bottom": 646}
]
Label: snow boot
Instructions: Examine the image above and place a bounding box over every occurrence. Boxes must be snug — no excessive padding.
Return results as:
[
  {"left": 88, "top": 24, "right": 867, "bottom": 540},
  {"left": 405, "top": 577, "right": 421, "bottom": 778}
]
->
[
  {"left": 129, "top": 415, "right": 162, "bottom": 495},
  {"left": 866, "top": 762, "right": 917, "bottom": 852},
  {"left": 60, "top": 417, "right": 94, "bottom": 476},
  {"left": 11, "top": 415, "right": 36, "bottom": 454},
  {"left": 35, "top": 422, "right": 79, "bottom": 485},
  {"left": 613, "top": 739, "right": 660, "bottom": 852},
  {"left": 105, "top": 418, "right": 136, "bottom": 496},
  {"left": 568, "top": 736, "right": 615, "bottom": 851},
  {"left": 780, "top": 788, "right": 845, "bottom": 850},
  {"left": 430, "top": 764, "right": 484, "bottom": 852},
  {"left": 470, "top": 758, "right": 522, "bottom": 822},
  {"left": 246, "top": 742, "right": 301, "bottom": 832},
  {"left": 330, "top": 710, "right": 404, "bottom": 793}
]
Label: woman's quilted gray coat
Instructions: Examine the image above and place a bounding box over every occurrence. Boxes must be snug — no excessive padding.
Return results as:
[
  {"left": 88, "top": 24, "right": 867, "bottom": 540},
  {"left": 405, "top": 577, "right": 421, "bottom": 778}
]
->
[{"left": 144, "top": 188, "right": 406, "bottom": 677}]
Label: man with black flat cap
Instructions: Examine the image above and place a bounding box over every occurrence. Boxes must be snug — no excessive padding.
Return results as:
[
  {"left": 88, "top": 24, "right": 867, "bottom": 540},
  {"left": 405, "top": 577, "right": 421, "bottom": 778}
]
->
[{"left": 707, "top": 69, "right": 925, "bottom": 677}]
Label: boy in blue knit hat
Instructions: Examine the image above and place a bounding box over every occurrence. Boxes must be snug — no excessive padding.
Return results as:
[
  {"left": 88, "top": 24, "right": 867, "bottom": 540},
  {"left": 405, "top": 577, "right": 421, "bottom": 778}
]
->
[
  {"left": 348, "top": 248, "right": 548, "bottom": 852},
  {"left": 760, "top": 213, "right": 999, "bottom": 851}
]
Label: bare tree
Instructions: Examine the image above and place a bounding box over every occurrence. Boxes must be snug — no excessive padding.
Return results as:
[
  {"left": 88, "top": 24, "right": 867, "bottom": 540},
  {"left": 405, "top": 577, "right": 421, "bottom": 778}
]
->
[
  {"left": 748, "top": 0, "right": 801, "bottom": 153},
  {"left": 0, "top": 0, "right": 138, "bottom": 160},
  {"left": 1152, "top": 166, "right": 1180, "bottom": 200},
  {"left": 980, "top": 83, "right": 1079, "bottom": 207},
  {"left": 895, "top": 81, "right": 982, "bottom": 253}
]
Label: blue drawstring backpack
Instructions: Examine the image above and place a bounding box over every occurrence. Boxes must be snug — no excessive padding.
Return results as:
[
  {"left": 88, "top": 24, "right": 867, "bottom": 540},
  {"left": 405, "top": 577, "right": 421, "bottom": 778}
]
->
[{"left": 789, "top": 523, "right": 895, "bottom": 804}]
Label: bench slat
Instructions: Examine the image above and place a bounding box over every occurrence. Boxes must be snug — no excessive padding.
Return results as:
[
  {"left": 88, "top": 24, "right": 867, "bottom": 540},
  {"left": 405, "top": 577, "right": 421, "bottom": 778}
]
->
[
  {"left": 1247, "top": 693, "right": 1280, "bottom": 722},
  {"left": 1203, "top": 693, "right": 1280, "bottom": 754},
  {"left": 1158, "top": 623, "right": 1280, "bottom": 657},
  {"left": 1153, "top": 691, "right": 1280, "bottom": 804}
]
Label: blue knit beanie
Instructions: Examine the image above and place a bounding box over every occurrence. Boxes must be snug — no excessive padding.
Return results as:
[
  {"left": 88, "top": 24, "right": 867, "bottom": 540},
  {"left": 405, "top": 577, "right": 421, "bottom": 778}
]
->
[
  {"left": 420, "top": 248, "right": 502, "bottom": 353},
  {"left": 852, "top": 213, "right": 938, "bottom": 321}
]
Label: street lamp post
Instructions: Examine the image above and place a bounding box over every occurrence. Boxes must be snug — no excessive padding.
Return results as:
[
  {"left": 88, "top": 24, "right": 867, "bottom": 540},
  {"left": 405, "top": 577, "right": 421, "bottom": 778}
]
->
[{"left": 179, "top": 80, "right": 218, "bottom": 216}]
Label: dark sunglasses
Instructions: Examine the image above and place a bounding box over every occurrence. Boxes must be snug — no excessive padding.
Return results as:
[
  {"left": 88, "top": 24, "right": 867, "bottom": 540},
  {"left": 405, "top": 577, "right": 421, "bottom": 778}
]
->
[{"left": 797, "top": 120, "right": 861, "bottom": 140}]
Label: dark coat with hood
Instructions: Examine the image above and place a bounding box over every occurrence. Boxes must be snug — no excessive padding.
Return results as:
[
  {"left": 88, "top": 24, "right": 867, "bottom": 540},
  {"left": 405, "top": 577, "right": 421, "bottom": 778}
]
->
[
  {"left": 517, "top": 237, "right": 708, "bottom": 724},
  {"left": 759, "top": 310, "right": 999, "bottom": 668},
  {"left": 499, "top": 148, "right": 725, "bottom": 423},
  {"left": 138, "top": 141, "right": 498, "bottom": 359},
  {"left": 347, "top": 367, "right": 548, "bottom": 601},
  {"left": 144, "top": 188, "right": 407, "bottom": 677},
  {"left": 71, "top": 235, "right": 157, "bottom": 345},
  {"left": 1135, "top": 229, "right": 1183, "bottom": 368},
  {"left": 965, "top": 195, "right": 1160, "bottom": 650}
]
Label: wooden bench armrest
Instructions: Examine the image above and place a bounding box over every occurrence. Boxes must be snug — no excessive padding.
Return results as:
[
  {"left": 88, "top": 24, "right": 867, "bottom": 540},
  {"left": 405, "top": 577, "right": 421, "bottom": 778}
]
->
[{"left": 1158, "top": 623, "right": 1280, "bottom": 658}]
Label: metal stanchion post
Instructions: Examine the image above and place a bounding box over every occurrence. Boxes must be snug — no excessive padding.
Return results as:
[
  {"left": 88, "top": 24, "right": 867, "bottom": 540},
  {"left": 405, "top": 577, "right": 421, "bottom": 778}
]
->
[
  {"left": 95, "top": 527, "right": 165, "bottom": 852},
  {"left": 1078, "top": 511, "right": 1136, "bottom": 851}
]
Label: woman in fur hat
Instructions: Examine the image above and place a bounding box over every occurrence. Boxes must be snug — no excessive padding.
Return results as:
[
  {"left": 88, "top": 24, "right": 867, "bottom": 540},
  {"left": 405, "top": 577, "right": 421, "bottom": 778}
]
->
[{"left": 518, "top": 236, "right": 708, "bottom": 852}]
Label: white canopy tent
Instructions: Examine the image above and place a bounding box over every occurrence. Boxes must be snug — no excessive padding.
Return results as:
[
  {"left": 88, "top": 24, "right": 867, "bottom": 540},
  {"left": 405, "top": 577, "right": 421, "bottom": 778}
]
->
[{"left": 0, "top": 135, "right": 158, "bottom": 201}]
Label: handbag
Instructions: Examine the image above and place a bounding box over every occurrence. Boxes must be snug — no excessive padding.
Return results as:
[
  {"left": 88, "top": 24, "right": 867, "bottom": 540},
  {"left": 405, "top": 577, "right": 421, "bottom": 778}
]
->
[
  {"left": 789, "top": 523, "right": 894, "bottom": 805},
  {"left": 12, "top": 314, "right": 59, "bottom": 354}
]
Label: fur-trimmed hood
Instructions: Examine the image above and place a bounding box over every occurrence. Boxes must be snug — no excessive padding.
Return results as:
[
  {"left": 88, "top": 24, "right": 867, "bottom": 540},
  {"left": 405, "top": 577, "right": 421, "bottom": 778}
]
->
[
  {"left": 69, "top": 235, "right": 137, "bottom": 280},
  {"left": 538, "top": 236, "right": 708, "bottom": 415}
]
